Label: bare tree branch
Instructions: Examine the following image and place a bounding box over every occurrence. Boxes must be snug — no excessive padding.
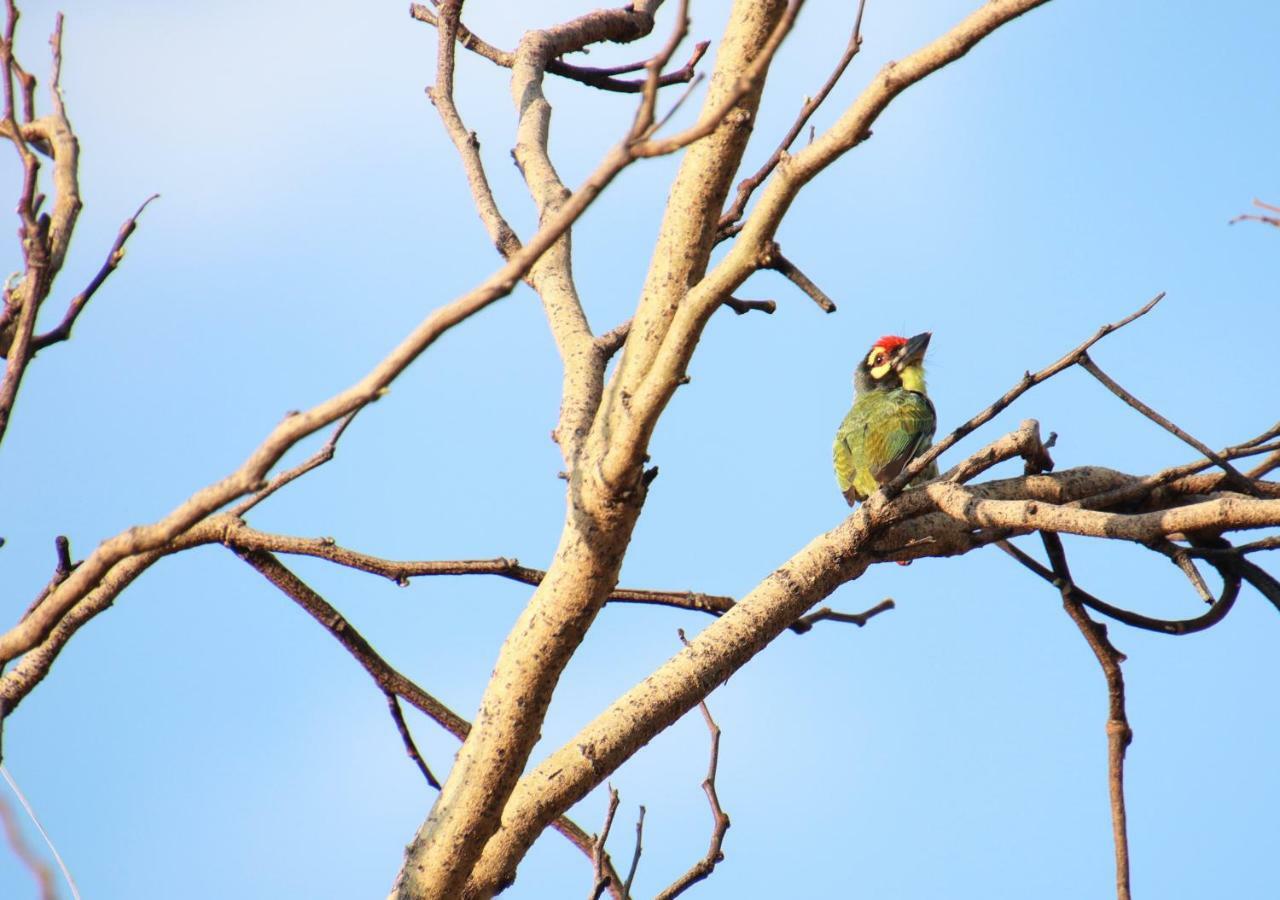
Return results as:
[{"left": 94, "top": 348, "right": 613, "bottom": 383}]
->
[
  {"left": 410, "top": 3, "right": 709, "bottom": 94},
  {"left": 0, "top": 793, "right": 57, "bottom": 900},
  {"left": 394, "top": 6, "right": 806, "bottom": 894},
  {"left": 721, "top": 295, "right": 776, "bottom": 315},
  {"left": 1078, "top": 353, "right": 1257, "bottom": 496},
  {"left": 386, "top": 692, "right": 442, "bottom": 790},
  {"left": 31, "top": 192, "right": 158, "bottom": 350},
  {"left": 234, "top": 548, "right": 625, "bottom": 898},
  {"left": 790, "top": 597, "right": 894, "bottom": 633},
  {"left": 588, "top": 786, "right": 621, "bottom": 900},
  {"left": 622, "top": 805, "right": 645, "bottom": 899},
  {"left": 425, "top": 0, "right": 520, "bottom": 259},
  {"left": 759, "top": 241, "right": 837, "bottom": 312},
  {"left": 1229, "top": 198, "right": 1280, "bottom": 228},
  {"left": 229, "top": 410, "right": 361, "bottom": 518},
  {"left": 997, "top": 538, "right": 1242, "bottom": 636},
  {"left": 655, "top": 630, "right": 730, "bottom": 900},
  {"left": 1041, "top": 533, "right": 1132, "bottom": 900},
  {"left": 717, "top": 0, "right": 868, "bottom": 237}
]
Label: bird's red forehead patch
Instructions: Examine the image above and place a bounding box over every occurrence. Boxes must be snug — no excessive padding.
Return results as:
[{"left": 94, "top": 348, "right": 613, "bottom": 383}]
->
[{"left": 874, "top": 335, "right": 908, "bottom": 352}]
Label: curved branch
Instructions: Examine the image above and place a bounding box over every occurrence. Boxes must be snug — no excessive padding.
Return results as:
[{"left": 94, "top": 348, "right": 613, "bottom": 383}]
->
[
  {"left": 996, "top": 539, "right": 1241, "bottom": 636},
  {"left": 410, "top": 2, "right": 708, "bottom": 94}
]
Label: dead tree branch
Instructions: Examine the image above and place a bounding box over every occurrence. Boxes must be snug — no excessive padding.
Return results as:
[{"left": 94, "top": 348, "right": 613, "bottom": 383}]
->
[
  {"left": 410, "top": 3, "right": 708, "bottom": 94},
  {"left": 623, "top": 806, "right": 645, "bottom": 899},
  {"left": 1041, "top": 533, "right": 1132, "bottom": 900},
  {"left": 717, "top": 0, "right": 868, "bottom": 236},
  {"left": 30, "top": 192, "right": 158, "bottom": 350},
  {"left": 997, "top": 539, "right": 1242, "bottom": 636},
  {"left": 759, "top": 241, "right": 837, "bottom": 312},
  {"left": 721, "top": 295, "right": 776, "bottom": 315},
  {"left": 1229, "top": 198, "right": 1280, "bottom": 228},
  {"left": 1078, "top": 353, "right": 1257, "bottom": 495},
  {"left": 655, "top": 630, "right": 731, "bottom": 900},
  {"left": 386, "top": 692, "right": 442, "bottom": 790},
  {"left": 589, "top": 786, "right": 622, "bottom": 900}
]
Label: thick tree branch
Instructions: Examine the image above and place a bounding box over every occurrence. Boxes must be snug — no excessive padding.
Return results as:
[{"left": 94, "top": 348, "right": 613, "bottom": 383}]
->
[{"left": 395, "top": 7, "right": 802, "bottom": 897}]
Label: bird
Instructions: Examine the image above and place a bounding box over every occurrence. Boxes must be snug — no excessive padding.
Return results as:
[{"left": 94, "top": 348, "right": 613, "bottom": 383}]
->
[{"left": 833, "top": 332, "right": 938, "bottom": 506}]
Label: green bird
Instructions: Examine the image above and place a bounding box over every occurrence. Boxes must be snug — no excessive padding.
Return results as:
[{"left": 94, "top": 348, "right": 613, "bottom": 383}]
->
[{"left": 833, "top": 332, "right": 938, "bottom": 505}]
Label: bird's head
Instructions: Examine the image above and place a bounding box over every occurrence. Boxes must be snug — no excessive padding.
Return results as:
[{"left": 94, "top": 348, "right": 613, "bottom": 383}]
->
[{"left": 853, "top": 331, "right": 932, "bottom": 395}]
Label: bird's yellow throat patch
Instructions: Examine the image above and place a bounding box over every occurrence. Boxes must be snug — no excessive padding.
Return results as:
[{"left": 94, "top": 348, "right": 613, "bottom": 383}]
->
[{"left": 900, "top": 363, "right": 926, "bottom": 394}]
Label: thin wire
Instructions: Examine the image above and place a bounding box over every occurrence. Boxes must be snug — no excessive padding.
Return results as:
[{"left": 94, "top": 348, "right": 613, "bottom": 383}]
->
[{"left": 1, "top": 763, "right": 81, "bottom": 900}]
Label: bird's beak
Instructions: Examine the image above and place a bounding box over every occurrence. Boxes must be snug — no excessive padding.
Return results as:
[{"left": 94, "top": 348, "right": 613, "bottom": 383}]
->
[{"left": 897, "top": 331, "right": 931, "bottom": 368}]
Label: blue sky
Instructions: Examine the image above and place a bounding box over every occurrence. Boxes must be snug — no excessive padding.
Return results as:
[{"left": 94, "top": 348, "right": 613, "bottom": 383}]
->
[{"left": 2, "top": 0, "right": 1278, "bottom": 897}]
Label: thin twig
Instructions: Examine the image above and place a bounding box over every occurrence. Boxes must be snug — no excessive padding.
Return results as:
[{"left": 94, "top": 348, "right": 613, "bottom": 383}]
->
[
  {"left": 1228, "top": 198, "right": 1280, "bottom": 228},
  {"left": 656, "top": 630, "right": 731, "bottom": 900},
  {"left": 551, "top": 41, "right": 709, "bottom": 95},
  {"left": 997, "top": 539, "right": 1241, "bottom": 636},
  {"left": 211, "top": 515, "right": 897, "bottom": 634},
  {"left": 622, "top": 805, "right": 645, "bottom": 899},
  {"left": 589, "top": 785, "right": 621, "bottom": 900},
  {"left": 721, "top": 296, "right": 776, "bottom": 315},
  {"left": 385, "top": 692, "right": 441, "bottom": 789},
  {"left": 888, "top": 292, "right": 1167, "bottom": 498},
  {"left": 717, "top": 0, "right": 868, "bottom": 236},
  {"left": 1078, "top": 353, "right": 1257, "bottom": 496},
  {"left": 228, "top": 409, "right": 361, "bottom": 517},
  {"left": 790, "top": 597, "right": 894, "bottom": 633},
  {"left": 1041, "top": 534, "right": 1131, "bottom": 900},
  {"left": 425, "top": 0, "right": 521, "bottom": 259},
  {"left": 32, "top": 193, "right": 158, "bottom": 349}
]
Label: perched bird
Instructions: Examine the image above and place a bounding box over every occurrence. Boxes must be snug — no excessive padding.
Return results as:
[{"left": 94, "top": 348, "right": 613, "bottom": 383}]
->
[{"left": 833, "top": 332, "right": 938, "bottom": 505}]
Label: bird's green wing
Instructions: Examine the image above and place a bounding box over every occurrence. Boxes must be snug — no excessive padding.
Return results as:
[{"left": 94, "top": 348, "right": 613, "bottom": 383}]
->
[
  {"left": 867, "top": 390, "right": 936, "bottom": 485},
  {"left": 834, "top": 390, "right": 936, "bottom": 504}
]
